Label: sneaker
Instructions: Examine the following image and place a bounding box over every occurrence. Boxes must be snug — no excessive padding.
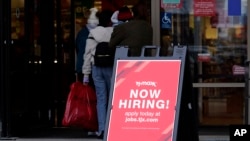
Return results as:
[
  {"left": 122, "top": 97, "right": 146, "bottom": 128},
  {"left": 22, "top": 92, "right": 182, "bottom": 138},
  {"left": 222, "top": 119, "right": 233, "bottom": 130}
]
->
[
  {"left": 97, "top": 131, "right": 104, "bottom": 139},
  {"left": 87, "top": 131, "right": 97, "bottom": 137}
]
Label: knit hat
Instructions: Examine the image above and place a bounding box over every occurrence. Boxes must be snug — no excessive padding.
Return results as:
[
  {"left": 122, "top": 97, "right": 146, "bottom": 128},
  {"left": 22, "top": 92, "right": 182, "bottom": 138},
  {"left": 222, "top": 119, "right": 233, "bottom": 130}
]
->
[
  {"left": 87, "top": 8, "right": 99, "bottom": 25},
  {"left": 117, "top": 6, "right": 133, "bottom": 22}
]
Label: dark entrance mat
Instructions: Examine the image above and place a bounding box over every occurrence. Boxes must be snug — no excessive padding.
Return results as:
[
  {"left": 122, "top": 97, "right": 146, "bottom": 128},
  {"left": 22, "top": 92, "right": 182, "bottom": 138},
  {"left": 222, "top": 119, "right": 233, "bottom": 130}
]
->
[{"left": 19, "top": 127, "right": 92, "bottom": 139}]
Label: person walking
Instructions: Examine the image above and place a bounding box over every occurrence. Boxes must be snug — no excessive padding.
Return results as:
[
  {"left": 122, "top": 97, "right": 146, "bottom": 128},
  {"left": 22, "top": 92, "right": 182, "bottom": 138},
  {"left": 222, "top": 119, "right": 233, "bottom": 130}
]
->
[
  {"left": 109, "top": 1, "right": 153, "bottom": 56},
  {"left": 75, "top": 7, "right": 98, "bottom": 85},
  {"left": 82, "top": 9, "right": 114, "bottom": 139}
]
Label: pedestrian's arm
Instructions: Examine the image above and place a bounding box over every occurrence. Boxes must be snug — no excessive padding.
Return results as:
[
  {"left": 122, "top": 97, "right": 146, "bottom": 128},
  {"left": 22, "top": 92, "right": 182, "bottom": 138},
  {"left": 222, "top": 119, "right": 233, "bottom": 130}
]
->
[
  {"left": 109, "top": 26, "right": 125, "bottom": 48},
  {"left": 82, "top": 37, "right": 96, "bottom": 82}
]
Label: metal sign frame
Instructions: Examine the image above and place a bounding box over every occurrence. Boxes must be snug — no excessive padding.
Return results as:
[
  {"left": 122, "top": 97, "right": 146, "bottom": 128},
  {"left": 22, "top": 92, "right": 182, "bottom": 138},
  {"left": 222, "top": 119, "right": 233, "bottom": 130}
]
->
[{"left": 104, "top": 46, "right": 198, "bottom": 141}]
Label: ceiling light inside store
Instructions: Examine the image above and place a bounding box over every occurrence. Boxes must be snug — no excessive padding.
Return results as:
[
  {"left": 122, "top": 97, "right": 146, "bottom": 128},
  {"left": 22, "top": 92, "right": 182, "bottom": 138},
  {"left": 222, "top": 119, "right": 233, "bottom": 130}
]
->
[{"left": 94, "top": 0, "right": 102, "bottom": 10}]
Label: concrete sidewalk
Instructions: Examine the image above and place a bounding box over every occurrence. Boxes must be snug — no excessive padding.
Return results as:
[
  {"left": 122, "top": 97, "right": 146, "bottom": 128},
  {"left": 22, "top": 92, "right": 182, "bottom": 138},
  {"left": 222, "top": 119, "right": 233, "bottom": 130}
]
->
[
  {"left": 0, "top": 127, "right": 230, "bottom": 141},
  {"left": 0, "top": 138, "right": 102, "bottom": 141},
  {"left": 0, "top": 135, "right": 230, "bottom": 141}
]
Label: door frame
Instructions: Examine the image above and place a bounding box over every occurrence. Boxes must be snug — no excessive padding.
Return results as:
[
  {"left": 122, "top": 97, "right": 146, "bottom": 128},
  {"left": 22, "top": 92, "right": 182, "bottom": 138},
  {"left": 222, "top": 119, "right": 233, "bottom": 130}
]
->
[
  {"left": 246, "top": 0, "right": 250, "bottom": 124},
  {"left": 151, "top": 0, "right": 160, "bottom": 46},
  {"left": 0, "top": 0, "right": 11, "bottom": 137}
]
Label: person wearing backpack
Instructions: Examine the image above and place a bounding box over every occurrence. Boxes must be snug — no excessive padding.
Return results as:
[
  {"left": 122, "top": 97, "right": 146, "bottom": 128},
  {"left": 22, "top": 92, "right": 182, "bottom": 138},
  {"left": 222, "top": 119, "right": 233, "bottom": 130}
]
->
[
  {"left": 75, "top": 7, "right": 99, "bottom": 86},
  {"left": 82, "top": 9, "right": 114, "bottom": 139}
]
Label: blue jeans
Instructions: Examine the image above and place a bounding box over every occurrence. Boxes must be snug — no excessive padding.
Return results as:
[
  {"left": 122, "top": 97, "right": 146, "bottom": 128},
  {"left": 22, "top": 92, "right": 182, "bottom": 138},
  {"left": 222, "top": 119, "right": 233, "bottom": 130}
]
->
[{"left": 92, "top": 65, "right": 113, "bottom": 134}]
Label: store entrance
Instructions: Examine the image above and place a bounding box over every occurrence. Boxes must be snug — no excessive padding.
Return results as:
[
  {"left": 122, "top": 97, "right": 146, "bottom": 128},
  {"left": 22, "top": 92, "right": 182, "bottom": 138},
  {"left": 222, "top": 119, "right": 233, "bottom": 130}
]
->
[
  {"left": 0, "top": 0, "right": 152, "bottom": 138},
  {"left": 0, "top": 0, "right": 76, "bottom": 137}
]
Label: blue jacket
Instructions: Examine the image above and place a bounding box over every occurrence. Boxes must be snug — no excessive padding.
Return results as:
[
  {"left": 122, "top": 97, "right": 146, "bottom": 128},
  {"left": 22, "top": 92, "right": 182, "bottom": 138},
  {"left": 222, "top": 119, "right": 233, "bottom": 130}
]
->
[{"left": 75, "top": 26, "right": 90, "bottom": 73}]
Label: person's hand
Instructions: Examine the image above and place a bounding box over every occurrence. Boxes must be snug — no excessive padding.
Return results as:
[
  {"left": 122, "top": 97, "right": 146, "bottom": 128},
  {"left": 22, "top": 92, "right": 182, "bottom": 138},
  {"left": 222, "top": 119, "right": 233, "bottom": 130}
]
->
[{"left": 83, "top": 76, "right": 89, "bottom": 85}]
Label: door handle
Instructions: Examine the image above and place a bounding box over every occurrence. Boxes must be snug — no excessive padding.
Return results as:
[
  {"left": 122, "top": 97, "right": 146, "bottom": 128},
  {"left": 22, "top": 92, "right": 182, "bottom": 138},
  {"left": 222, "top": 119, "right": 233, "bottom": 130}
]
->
[{"left": 3, "top": 40, "right": 14, "bottom": 45}]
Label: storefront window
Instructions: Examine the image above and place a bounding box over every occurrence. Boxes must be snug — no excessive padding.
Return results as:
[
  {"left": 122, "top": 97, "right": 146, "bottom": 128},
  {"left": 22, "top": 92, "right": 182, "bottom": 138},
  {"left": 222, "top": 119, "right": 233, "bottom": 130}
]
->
[{"left": 160, "top": 0, "right": 247, "bottom": 126}]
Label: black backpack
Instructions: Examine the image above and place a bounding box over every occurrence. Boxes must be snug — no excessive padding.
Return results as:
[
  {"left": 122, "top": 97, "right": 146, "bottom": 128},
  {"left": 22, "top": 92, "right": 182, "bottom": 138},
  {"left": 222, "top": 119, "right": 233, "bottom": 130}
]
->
[{"left": 88, "top": 37, "right": 115, "bottom": 67}]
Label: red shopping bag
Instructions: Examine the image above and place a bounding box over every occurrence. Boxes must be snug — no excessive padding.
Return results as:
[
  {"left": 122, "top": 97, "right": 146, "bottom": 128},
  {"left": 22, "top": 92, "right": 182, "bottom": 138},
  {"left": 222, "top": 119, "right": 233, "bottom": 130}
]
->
[{"left": 62, "top": 82, "right": 98, "bottom": 131}]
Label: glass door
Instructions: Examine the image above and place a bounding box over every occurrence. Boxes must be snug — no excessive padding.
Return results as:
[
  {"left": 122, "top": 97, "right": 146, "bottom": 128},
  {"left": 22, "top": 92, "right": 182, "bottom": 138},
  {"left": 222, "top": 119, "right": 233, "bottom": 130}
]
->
[
  {"left": 0, "top": 0, "right": 12, "bottom": 137},
  {"left": 158, "top": 0, "right": 247, "bottom": 126},
  {"left": 0, "top": 0, "right": 75, "bottom": 137},
  {"left": 1, "top": 0, "right": 35, "bottom": 136},
  {"left": 192, "top": 0, "right": 247, "bottom": 126}
]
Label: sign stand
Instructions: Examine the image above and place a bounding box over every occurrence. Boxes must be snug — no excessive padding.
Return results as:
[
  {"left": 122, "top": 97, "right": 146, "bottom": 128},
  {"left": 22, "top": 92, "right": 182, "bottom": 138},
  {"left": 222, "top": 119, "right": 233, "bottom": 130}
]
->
[{"left": 104, "top": 46, "right": 198, "bottom": 141}]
